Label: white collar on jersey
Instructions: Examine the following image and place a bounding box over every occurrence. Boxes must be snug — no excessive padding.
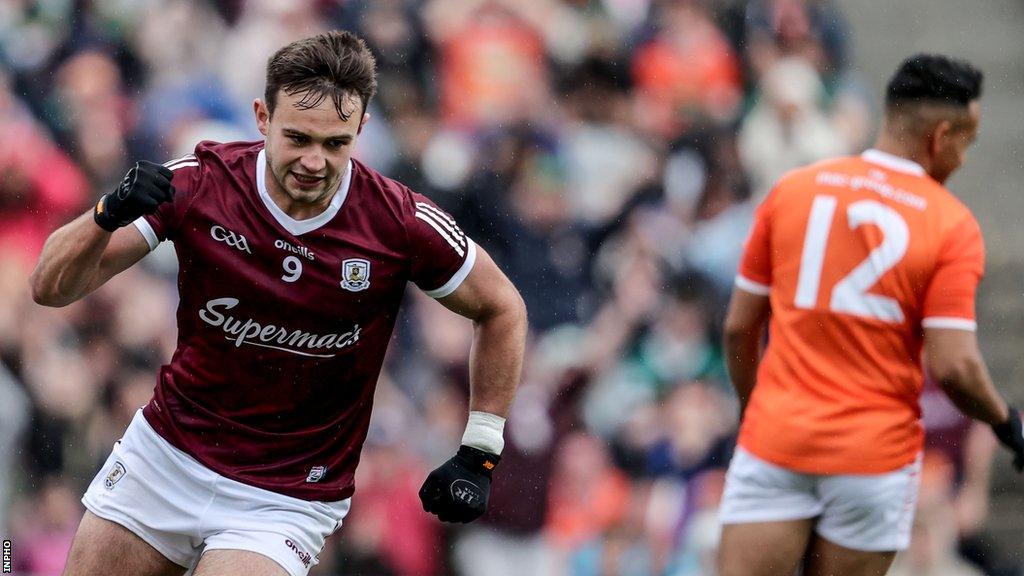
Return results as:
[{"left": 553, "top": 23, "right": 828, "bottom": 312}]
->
[
  {"left": 861, "top": 149, "right": 926, "bottom": 176},
  {"left": 255, "top": 148, "right": 352, "bottom": 236}
]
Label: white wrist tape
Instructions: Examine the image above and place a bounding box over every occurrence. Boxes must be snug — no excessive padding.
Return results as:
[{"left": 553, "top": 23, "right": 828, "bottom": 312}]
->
[{"left": 461, "top": 411, "right": 506, "bottom": 455}]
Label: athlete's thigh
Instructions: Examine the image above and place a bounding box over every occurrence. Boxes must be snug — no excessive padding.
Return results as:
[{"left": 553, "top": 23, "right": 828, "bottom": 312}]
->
[
  {"left": 717, "top": 519, "right": 815, "bottom": 576},
  {"left": 192, "top": 550, "right": 290, "bottom": 576},
  {"left": 803, "top": 533, "right": 896, "bottom": 576},
  {"left": 62, "top": 511, "right": 186, "bottom": 576}
]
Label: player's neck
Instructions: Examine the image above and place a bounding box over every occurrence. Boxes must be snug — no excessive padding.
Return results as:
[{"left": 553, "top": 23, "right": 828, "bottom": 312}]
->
[{"left": 872, "top": 136, "right": 932, "bottom": 175}]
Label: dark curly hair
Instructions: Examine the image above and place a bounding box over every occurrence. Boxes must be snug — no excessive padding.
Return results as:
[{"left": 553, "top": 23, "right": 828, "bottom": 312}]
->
[
  {"left": 265, "top": 30, "right": 378, "bottom": 121},
  {"left": 886, "top": 54, "right": 982, "bottom": 107}
]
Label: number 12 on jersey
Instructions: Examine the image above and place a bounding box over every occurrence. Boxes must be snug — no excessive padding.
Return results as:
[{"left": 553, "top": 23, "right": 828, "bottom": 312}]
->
[{"left": 794, "top": 195, "right": 909, "bottom": 323}]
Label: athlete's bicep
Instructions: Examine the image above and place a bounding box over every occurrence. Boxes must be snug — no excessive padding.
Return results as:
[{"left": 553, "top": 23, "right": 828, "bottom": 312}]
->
[
  {"left": 437, "top": 246, "right": 522, "bottom": 323},
  {"left": 724, "top": 286, "right": 770, "bottom": 337}
]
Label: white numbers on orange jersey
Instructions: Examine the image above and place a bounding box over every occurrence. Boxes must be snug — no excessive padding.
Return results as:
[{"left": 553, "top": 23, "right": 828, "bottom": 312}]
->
[
  {"left": 795, "top": 195, "right": 909, "bottom": 323},
  {"left": 281, "top": 256, "right": 303, "bottom": 283}
]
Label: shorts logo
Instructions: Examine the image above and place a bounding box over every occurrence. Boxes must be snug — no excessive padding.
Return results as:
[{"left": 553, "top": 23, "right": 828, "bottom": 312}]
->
[
  {"left": 450, "top": 479, "right": 482, "bottom": 506},
  {"left": 210, "top": 225, "right": 252, "bottom": 254},
  {"left": 104, "top": 461, "right": 127, "bottom": 490},
  {"left": 285, "top": 539, "right": 312, "bottom": 567},
  {"left": 306, "top": 466, "right": 327, "bottom": 483},
  {"left": 340, "top": 259, "right": 370, "bottom": 292}
]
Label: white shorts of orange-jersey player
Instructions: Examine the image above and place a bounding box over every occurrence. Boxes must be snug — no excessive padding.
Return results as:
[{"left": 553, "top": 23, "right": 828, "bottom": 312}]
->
[{"left": 719, "top": 448, "right": 921, "bottom": 551}]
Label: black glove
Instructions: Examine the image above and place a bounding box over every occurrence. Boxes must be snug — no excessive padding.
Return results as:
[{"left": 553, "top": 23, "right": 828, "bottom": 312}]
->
[
  {"left": 992, "top": 407, "right": 1024, "bottom": 473},
  {"left": 94, "top": 160, "right": 175, "bottom": 232},
  {"left": 419, "top": 445, "right": 500, "bottom": 523}
]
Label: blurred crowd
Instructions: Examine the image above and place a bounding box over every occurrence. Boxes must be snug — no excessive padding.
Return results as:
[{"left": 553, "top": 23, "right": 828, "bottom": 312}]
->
[{"left": 0, "top": 1, "right": 1018, "bottom": 575}]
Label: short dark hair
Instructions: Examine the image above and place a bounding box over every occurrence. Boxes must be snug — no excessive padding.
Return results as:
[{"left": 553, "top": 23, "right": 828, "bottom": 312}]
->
[
  {"left": 265, "top": 30, "right": 377, "bottom": 121},
  {"left": 886, "top": 54, "right": 982, "bottom": 108}
]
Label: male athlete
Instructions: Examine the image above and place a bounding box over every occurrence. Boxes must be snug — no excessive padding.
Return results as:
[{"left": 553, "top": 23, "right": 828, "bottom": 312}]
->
[
  {"left": 30, "top": 31, "right": 527, "bottom": 576},
  {"left": 718, "top": 54, "right": 1024, "bottom": 576}
]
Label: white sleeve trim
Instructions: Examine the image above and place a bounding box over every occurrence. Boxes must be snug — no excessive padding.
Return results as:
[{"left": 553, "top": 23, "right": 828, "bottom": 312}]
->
[
  {"left": 423, "top": 239, "right": 477, "bottom": 298},
  {"left": 132, "top": 217, "right": 160, "bottom": 251},
  {"left": 735, "top": 275, "right": 770, "bottom": 296},
  {"left": 922, "top": 317, "right": 977, "bottom": 331}
]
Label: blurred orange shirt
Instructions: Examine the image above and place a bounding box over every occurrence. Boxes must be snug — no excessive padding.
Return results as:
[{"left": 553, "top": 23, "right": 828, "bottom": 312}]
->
[
  {"left": 439, "top": 16, "right": 547, "bottom": 129},
  {"left": 736, "top": 150, "right": 985, "bottom": 474}
]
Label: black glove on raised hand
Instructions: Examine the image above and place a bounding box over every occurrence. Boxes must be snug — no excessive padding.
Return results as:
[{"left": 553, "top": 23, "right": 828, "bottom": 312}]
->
[
  {"left": 419, "top": 445, "right": 500, "bottom": 523},
  {"left": 94, "top": 161, "right": 175, "bottom": 232},
  {"left": 992, "top": 407, "right": 1024, "bottom": 472}
]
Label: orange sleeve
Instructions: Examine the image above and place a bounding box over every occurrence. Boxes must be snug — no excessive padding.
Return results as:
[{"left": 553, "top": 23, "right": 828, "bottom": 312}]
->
[
  {"left": 736, "top": 192, "right": 773, "bottom": 295},
  {"left": 921, "top": 215, "right": 985, "bottom": 330}
]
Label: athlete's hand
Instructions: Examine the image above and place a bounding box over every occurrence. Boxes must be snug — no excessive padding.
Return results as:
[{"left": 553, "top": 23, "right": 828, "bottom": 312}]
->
[
  {"left": 992, "top": 407, "right": 1024, "bottom": 472},
  {"left": 94, "top": 161, "right": 175, "bottom": 231},
  {"left": 419, "top": 445, "right": 499, "bottom": 523}
]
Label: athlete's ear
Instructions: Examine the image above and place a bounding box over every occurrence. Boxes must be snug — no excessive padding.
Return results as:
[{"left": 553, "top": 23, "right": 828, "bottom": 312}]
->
[
  {"left": 254, "top": 99, "right": 271, "bottom": 137},
  {"left": 357, "top": 112, "right": 370, "bottom": 136},
  {"left": 930, "top": 119, "right": 952, "bottom": 157}
]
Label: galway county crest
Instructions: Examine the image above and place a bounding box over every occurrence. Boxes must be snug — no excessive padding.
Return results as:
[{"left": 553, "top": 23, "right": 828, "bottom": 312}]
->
[
  {"left": 341, "top": 258, "right": 371, "bottom": 292},
  {"left": 104, "top": 461, "right": 127, "bottom": 490}
]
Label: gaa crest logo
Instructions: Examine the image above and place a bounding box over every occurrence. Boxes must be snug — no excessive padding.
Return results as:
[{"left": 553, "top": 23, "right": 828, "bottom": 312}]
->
[
  {"left": 104, "top": 461, "right": 127, "bottom": 490},
  {"left": 340, "top": 258, "right": 370, "bottom": 292}
]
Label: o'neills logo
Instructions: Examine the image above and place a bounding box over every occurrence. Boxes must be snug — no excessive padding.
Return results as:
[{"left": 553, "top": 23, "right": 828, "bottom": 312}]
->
[
  {"left": 275, "top": 238, "right": 315, "bottom": 261},
  {"left": 285, "top": 539, "right": 312, "bottom": 567},
  {"left": 199, "top": 297, "right": 359, "bottom": 358}
]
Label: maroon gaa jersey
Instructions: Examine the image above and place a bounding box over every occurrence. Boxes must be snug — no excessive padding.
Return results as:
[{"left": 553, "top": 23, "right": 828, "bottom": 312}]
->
[{"left": 133, "top": 141, "right": 476, "bottom": 501}]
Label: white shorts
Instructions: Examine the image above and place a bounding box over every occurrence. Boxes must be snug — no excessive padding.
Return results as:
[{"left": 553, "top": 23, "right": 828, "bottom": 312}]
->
[
  {"left": 82, "top": 410, "right": 350, "bottom": 576},
  {"left": 718, "top": 447, "right": 921, "bottom": 552}
]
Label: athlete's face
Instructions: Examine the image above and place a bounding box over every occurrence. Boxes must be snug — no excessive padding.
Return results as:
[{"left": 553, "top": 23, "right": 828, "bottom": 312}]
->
[
  {"left": 255, "top": 90, "right": 368, "bottom": 215},
  {"left": 929, "top": 100, "right": 979, "bottom": 184}
]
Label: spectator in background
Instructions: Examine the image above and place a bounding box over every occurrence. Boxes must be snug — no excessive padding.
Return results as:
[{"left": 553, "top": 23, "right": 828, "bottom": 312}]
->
[
  {"left": 632, "top": 0, "right": 743, "bottom": 138},
  {"left": 10, "top": 478, "right": 81, "bottom": 576},
  {"left": 0, "top": 72, "right": 91, "bottom": 265},
  {"left": 738, "top": 57, "right": 847, "bottom": 198},
  {"left": 566, "top": 483, "right": 656, "bottom": 576},
  {"left": 457, "top": 126, "right": 593, "bottom": 330},
  {"left": 666, "top": 469, "right": 728, "bottom": 576},
  {"left": 329, "top": 431, "right": 442, "bottom": 576},
  {"left": 560, "top": 57, "right": 657, "bottom": 227},
  {"left": 426, "top": 0, "right": 552, "bottom": 129},
  {"left": 548, "top": 432, "right": 633, "bottom": 555},
  {"left": 0, "top": 361, "right": 30, "bottom": 534},
  {"left": 743, "top": 0, "right": 851, "bottom": 83},
  {"left": 50, "top": 49, "right": 135, "bottom": 191}
]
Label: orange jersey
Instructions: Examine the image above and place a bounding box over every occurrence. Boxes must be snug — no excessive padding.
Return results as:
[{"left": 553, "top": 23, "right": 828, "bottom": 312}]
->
[{"left": 736, "top": 149, "right": 985, "bottom": 474}]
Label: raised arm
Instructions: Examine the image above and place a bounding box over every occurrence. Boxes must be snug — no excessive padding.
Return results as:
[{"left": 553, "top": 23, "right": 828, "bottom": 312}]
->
[
  {"left": 30, "top": 213, "right": 151, "bottom": 307},
  {"left": 30, "top": 161, "right": 173, "bottom": 307}
]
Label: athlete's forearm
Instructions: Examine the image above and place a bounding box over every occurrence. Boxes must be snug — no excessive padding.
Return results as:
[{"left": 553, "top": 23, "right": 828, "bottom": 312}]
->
[
  {"left": 30, "top": 211, "right": 112, "bottom": 307},
  {"left": 932, "top": 353, "right": 1009, "bottom": 427},
  {"left": 466, "top": 294, "right": 527, "bottom": 417}
]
